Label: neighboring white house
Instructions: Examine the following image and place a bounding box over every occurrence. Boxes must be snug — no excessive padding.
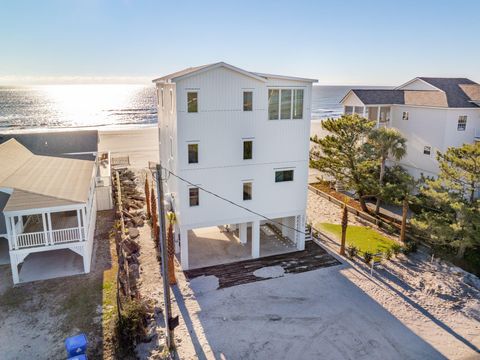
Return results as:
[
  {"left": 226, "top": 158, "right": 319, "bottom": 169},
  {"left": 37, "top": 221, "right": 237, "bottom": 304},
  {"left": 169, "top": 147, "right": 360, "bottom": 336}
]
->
[
  {"left": 153, "top": 62, "right": 317, "bottom": 270},
  {"left": 0, "top": 139, "right": 98, "bottom": 284},
  {"left": 341, "top": 77, "right": 480, "bottom": 178}
]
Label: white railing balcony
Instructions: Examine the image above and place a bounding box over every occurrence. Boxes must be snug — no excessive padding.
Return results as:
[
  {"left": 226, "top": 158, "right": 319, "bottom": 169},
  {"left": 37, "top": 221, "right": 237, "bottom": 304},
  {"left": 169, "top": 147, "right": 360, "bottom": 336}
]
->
[
  {"left": 51, "top": 227, "right": 84, "bottom": 244},
  {"left": 16, "top": 231, "right": 46, "bottom": 248},
  {"left": 15, "top": 227, "right": 85, "bottom": 249}
]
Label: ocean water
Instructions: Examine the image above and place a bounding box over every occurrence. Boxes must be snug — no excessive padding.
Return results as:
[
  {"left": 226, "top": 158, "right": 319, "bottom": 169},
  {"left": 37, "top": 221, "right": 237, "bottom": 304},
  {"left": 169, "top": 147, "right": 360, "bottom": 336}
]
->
[{"left": 0, "top": 84, "right": 351, "bottom": 131}]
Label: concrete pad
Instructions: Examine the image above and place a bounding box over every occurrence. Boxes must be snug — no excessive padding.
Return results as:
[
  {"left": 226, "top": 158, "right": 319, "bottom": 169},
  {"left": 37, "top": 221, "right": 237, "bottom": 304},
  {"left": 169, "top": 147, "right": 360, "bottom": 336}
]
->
[
  {"left": 187, "top": 225, "right": 297, "bottom": 270},
  {"left": 19, "top": 249, "right": 84, "bottom": 283},
  {"left": 0, "top": 237, "right": 9, "bottom": 265}
]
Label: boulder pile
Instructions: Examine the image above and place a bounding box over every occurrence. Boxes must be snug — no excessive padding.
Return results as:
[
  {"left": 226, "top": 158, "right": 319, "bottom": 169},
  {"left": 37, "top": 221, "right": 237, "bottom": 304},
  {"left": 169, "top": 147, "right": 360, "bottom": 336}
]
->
[{"left": 113, "top": 169, "right": 147, "bottom": 298}]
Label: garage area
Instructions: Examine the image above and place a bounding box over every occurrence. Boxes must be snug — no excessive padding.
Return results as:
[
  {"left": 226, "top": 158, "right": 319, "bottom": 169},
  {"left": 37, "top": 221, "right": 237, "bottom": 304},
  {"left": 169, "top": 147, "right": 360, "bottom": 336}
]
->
[{"left": 186, "top": 222, "right": 298, "bottom": 270}]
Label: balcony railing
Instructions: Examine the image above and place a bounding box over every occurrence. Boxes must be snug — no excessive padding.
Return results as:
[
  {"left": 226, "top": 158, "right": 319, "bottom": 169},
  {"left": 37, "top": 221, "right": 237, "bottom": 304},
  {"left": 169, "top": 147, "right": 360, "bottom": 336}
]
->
[{"left": 15, "top": 227, "right": 85, "bottom": 249}]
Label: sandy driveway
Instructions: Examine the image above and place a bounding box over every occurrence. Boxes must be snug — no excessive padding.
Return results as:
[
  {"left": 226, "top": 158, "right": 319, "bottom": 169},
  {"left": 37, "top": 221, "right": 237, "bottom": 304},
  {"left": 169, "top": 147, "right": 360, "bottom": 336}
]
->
[{"left": 175, "top": 264, "right": 442, "bottom": 360}]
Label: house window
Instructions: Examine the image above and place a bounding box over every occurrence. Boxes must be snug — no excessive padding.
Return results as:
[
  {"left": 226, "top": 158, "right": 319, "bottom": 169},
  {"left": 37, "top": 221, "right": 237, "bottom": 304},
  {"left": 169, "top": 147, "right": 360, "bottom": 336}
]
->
[
  {"left": 457, "top": 115, "right": 467, "bottom": 131},
  {"left": 280, "top": 89, "right": 292, "bottom": 119},
  {"left": 402, "top": 111, "right": 409, "bottom": 121},
  {"left": 188, "top": 143, "right": 198, "bottom": 164},
  {"left": 243, "top": 140, "right": 253, "bottom": 160},
  {"left": 189, "top": 188, "right": 199, "bottom": 206},
  {"left": 293, "top": 89, "right": 304, "bottom": 119},
  {"left": 268, "top": 89, "right": 279, "bottom": 120},
  {"left": 187, "top": 91, "right": 198, "bottom": 113},
  {"left": 379, "top": 107, "right": 390, "bottom": 122},
  {"left": 243, "top": 91, "right": 253, "bottom": 111},
  {"left": 243, "top": 182, "right": 252, "bottom": 201},
  {"left": 161, "top": 88, "right": 164, "bottom": 109},
  {"left": 345, "top": 106, "right": 353, "bottom": 115},
  {"left": 269, "top": 88, "right": 304, "bottom": 120},
  {"left": 275, "top": 169, "right": 294, "bottom": 182},
  {"left": 170, "top": 89, "right": 174, "bottom": 113},
  {"left": 423, "top": 146, "right": 431, "bottom": 156}
]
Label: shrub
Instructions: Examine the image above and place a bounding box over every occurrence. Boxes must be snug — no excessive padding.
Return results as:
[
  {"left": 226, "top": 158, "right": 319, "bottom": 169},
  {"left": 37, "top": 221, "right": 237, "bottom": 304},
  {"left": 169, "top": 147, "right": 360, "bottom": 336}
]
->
[
  {"left": 363, "top": 251, "right": 373, "bottom": 264},
  {"left": 392, "top": 243, "right": 402, "bottom": 256},
  {"left": 384, "top": 248, "right": 393, "bottom": 260},
  {"left": 346, "top": 244, "right": 359, "bottom": 259},
  {"left": 402, "top": 241, "right": 418, "bottom": 255},
  {"left": 115, "top": 299, "right": 148, "bottom": 355}
]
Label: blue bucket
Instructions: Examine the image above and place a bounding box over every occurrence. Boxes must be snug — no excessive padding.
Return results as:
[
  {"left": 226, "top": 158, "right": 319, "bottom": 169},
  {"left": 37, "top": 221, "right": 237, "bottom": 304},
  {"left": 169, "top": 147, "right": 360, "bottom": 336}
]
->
[
  {"left": 68, "top": 355, "right": 87, "bottom": 360},
  {"left": 65, "top": 333, "right": 88, "bottom": 357}
]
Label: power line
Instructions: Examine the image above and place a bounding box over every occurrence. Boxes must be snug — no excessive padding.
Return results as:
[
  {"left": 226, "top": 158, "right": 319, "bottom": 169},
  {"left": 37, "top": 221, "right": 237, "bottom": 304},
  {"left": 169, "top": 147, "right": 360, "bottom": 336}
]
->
[{"left": 163, "top": 168, "right": 307, "bottom": 235}]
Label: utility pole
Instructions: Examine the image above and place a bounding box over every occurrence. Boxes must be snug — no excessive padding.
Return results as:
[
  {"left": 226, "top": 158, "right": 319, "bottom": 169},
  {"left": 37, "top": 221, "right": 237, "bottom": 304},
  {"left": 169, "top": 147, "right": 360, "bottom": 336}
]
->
[{"left": 155, "top": 163, "right": 175, "bottom": 350}]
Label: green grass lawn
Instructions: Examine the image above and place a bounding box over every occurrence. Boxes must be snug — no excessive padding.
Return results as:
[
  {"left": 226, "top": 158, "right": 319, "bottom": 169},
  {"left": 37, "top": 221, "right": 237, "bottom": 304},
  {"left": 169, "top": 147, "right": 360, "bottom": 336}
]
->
[{"left": 318, "top": 223, "right": 397, "bottom": 254}]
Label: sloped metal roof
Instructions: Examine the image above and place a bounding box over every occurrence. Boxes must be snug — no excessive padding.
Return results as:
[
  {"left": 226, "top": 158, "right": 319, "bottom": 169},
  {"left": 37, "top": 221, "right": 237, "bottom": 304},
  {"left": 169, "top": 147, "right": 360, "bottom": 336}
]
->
[{"left": 0, "top": 139, "right": 94, "bottom": 212}]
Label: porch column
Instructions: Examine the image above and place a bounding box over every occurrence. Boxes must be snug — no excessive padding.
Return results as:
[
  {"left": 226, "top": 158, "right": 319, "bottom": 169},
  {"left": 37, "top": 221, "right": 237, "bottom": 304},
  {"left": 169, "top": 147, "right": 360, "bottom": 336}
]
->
[
  {"left": 82, "top": 207, "right": 87, "bottom": 241},
  {"left": 41, "top": 213, "right": 48, "bottom": 246},
  {"left": 377, "top": 106, "right": 380, "bottom": 128},
  {"left": 5, "top": 215, "right": 12, "bottom": 250},
  {"left": 281, "top": 217, "right": 289, "bottom": 237},
  {"left": 10, "top": 217, "right": 17, "bottom": 250},
  {"left": 83, "top": 249, "right": 91, "bottom": 273},
  {"left": 180, "top": 226, "right": 189, "bottom": 270},
  {"left": 296, "top": 215, "right": 306, "bottom": 251},
  {"left": 239, "top": 222, "right": 247, "bottom": 244},
  {"left": 18, "top": 216, "right": 24, "bottom": 232},
  {"left": 46, "top": 213, "right": 53, "bottom": 245},
  {"left": 76, "top": 209, "right": 83, "bottom": 242},
  {"left": 252, "top": 220, "right": 260, "bottom": 258},
  {"left": 47, "top": 212, "right": 55, "bottom": 245},
  {"left": 10, "top": 256, "right": 19, "bottom": 285}
]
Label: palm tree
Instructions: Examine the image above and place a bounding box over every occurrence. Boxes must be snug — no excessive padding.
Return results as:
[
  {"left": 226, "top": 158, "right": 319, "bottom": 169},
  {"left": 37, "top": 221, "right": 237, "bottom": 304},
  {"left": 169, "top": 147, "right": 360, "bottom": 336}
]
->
[
  {"left": 369, "top": 128, "right": 407, "bottom": 215},
  {"left": 340, "top": 199, "right": 349, "bottom": 256},
  {"left": 166, "top": 212, "right": 177, "bottom": 285}
]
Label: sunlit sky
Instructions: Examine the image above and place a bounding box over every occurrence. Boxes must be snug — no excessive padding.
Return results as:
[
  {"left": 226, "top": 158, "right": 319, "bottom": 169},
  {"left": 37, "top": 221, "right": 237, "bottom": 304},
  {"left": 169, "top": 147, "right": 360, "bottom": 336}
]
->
[{"left": 1, "top": 0, "right": 479, "bottom": 86}]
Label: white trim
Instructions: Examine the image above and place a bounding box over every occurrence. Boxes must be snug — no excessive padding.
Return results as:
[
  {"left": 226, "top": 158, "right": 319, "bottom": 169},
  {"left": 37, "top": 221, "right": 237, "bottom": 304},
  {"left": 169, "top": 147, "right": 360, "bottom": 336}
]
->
[
  {"left": 156, "top": 62, "right": 268, "bottom": 84},
  {"left": 395, "top": 77, "right": 444, "bottom": 92},
  {"left": 3, "top": 203, "right": 86, "bottom": 217}
]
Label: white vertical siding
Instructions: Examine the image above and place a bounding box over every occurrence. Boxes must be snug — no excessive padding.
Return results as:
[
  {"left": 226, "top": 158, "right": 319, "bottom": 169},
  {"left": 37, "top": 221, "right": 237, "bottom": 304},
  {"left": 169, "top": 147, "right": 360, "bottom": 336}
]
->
[{"left": 157, "top": 66, "right": 312, "bottom": 229}]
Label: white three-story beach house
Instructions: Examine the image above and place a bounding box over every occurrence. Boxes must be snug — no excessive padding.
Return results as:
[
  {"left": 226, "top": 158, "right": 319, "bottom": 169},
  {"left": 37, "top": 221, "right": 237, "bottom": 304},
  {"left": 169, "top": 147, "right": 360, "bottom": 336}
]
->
[
  {"left": 341, "top": 77, "right": 480, "bottom": 178},
  {"left": 153, "top": 62, "right": 316, "bottom": 270}
]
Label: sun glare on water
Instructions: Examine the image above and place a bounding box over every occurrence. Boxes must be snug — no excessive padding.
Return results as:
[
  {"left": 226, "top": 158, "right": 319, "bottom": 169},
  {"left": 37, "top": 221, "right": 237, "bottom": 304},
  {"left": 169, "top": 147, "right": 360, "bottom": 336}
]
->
[{"left": 38, "top": 84, "right": 149, "bottom": 127}]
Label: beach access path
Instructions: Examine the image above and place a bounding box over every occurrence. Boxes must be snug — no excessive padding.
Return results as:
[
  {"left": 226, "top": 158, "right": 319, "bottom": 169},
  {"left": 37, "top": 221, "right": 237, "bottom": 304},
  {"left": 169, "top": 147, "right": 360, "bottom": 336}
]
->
[{"left": 98, "top": 127, "right": 159, "bottom": 169}]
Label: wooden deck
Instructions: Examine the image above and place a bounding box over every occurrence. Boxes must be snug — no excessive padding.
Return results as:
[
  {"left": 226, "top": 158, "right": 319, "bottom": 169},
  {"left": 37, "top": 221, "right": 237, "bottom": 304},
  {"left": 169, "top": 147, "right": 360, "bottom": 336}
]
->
[{"left": 185, "top": 241, "right": 341, "bottom": 289}]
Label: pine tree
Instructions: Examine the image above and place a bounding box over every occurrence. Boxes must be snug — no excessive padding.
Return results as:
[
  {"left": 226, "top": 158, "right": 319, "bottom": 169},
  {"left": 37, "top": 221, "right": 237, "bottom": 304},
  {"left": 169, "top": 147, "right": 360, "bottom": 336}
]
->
[
  {"left": 310, "top": 114, "right": 377, "bottom": 212},
  {"left": 412, "top": 143, "right": 480, "bottom": 258}
]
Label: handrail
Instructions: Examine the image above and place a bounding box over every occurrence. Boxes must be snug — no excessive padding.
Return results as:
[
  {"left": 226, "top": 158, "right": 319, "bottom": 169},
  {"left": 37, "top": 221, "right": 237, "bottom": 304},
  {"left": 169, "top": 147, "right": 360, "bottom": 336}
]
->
[
  {"left": 16, "top": 227, "right": 85, "bottom": 249},
  {"left": 16, "top": 231, "right": 46, "bottom": 248}
]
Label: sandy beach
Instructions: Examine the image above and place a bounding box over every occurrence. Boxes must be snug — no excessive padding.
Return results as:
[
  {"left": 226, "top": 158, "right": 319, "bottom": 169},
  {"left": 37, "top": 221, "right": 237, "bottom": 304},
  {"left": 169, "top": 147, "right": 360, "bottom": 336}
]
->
[{"left": 98, "top": 126, "right": 159, "bottom": 168}]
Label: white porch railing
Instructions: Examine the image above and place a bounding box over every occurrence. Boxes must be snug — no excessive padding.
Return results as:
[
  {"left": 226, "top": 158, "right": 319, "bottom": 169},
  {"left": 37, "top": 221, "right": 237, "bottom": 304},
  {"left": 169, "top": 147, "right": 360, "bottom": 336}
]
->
[
  {"left": 51, "top": 227, "right": 84, "bottom": 244},
  {"left": 16, "top": 231, "right": 46, "bottom": 248},
  {"left": 16, "top": 227, "right": 85, "bottom": 249}
]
